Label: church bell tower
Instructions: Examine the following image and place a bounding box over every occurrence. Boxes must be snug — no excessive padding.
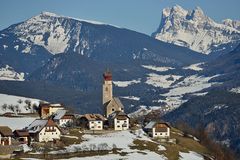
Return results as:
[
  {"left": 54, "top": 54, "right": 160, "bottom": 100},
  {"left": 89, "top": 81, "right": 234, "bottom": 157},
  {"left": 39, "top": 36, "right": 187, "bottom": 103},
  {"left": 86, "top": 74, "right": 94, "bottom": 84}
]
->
[{"left": 102, "top": 70, "right": 113, "bottom": 105}]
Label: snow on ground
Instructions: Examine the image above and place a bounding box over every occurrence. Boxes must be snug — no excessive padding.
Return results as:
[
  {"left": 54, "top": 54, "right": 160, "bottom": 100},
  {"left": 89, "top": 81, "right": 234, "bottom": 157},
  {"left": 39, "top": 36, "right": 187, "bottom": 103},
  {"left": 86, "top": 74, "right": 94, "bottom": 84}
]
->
[
  {"left": 0, "top": 116, "right": 36, "bottom": 130},
  {"left": 0, "top": 65, "right": 25, "bottom": 81},
  {"left": 0, "top": 93, "right": 42, "bottom": 114},
  {"left": 230, "top": 87, "right": 240, "bottom": 93},
  {"left": 113, "top": 79, "right": 140, "bottom": 87},
  {"left": 162, "top": 75, "right": 219, "bottom": 96},
  {"left": 61, "top": 151, "right": 166, "bottom": 160},
  {"left": 51, "top": 129, "right": 166, "bottom": 159},
  {"left": 146, "top": 73, "right": 182, "bottom": 88},
  {"left": 183, "top": 63, "right": 204, "bottom": 71},
  {"left": 121, "top": 96, "right": 140, "bottom": 101},
  {"left": 158, "top": 74, "right": 220, "bottom": 111},
  {"left": 179, "top": 151, "right": 204, "bottom": 160},
  {"left": 142, "top": 65, "right": 174, "bottom": 72}
]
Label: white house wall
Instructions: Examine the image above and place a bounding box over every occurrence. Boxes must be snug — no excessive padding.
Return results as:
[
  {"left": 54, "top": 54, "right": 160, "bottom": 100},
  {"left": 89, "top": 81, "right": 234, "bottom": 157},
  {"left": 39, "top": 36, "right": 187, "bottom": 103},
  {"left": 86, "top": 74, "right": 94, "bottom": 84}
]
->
[
  {"left": 89, "top": 121, "right": 103, "bottom": 130},
  {"left": 114, "top": 118, "right": 129, "bottom": 131},
  {"left": 38, "top": 126, "right": 61, "bottom": 142},
  {"left": 152, "top": 128, "right": 170, "bottom": 138}
]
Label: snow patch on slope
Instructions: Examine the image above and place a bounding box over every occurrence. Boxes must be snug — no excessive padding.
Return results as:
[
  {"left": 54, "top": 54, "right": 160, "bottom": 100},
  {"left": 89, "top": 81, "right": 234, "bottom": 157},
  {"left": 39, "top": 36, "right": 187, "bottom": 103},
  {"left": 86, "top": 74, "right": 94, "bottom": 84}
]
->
[
  {"left": 146, "top": 73, "right": 182, "bottom": 88},
  {"left": 142, "top": 65, "right": 174, "bottom": 72},
  {"left": 179, "top": 151, "right": 204, "bottom": 160},
  {"left": 0, "top": 65, "right": 25, "bottom": 81},
  {"left": 0, "top": 93, "right": 42, "bottom": 114},
  {"left": 230, "top": 87, "right": 240, "bottom": 93},
  {"left": 183, "top": 62, "right": 204, "bottom": 71},
  {"left": 113, "top": 79, "right": 140, "bottom": 87}
]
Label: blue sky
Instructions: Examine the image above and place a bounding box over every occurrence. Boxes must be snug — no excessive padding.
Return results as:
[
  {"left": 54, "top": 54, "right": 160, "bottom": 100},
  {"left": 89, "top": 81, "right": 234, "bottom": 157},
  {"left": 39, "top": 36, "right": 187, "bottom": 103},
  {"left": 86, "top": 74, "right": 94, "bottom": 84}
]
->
[{"left": 0, "top": 0, "right": 239, "bottom": 35}]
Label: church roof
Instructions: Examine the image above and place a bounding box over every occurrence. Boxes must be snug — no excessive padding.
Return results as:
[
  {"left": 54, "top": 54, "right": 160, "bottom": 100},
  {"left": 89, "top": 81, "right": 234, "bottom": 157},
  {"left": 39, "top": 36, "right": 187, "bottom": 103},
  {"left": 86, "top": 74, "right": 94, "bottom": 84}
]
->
[
  {"left": 108, "top": 111, "right": 129, "bottom": 120},
  {"left": 105, "top": 97, "right": 124, "bottom": 109}
]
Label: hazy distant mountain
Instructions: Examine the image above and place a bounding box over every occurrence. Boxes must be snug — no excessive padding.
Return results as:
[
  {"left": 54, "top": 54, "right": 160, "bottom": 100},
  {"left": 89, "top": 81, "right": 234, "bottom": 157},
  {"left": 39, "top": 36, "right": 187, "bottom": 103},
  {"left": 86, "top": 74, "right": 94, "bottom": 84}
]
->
[{"left": 152, "top": 5, "right": 240, "bottom": 55}]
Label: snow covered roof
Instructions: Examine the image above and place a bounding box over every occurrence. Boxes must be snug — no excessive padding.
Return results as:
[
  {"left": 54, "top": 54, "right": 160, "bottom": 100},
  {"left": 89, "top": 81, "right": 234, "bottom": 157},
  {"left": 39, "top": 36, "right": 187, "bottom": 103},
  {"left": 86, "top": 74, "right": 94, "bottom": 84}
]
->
[
  {"left": 144, "top": 121, "right": 171, "bottom": 129},
  {"left": 144, "top": 121, "right": 156, "bottom": 129},
  {"left": 27, "top": 119, "right": 48, "bottom": 133},
  {"left": 53, "top": 109, "right": 67, "bottom": 120}
]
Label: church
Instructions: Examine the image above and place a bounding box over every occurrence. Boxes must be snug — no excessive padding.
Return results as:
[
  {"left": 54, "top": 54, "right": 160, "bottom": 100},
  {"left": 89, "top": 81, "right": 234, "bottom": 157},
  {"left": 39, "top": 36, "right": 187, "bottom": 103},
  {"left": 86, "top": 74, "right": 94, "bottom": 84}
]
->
[{"left": 102, "top": 70, "right": 125, "bottom": 118}]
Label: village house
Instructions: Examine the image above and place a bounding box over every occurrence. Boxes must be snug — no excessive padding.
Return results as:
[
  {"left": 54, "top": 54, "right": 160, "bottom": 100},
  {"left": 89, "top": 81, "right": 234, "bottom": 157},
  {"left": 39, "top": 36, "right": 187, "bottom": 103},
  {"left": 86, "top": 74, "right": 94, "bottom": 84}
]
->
[
  {"left": 78, "top": 114, "right": 106, "bottom": 130},
  {"left": 108, "top": 111, "right": 129, "bottom": 131},
  {"left": 53, "top": 109, "right": 75, "bottom": 127},
  {"left": 144, "top": 121, "right": 171, "bottom": 138},
  {"left": 0, "top": 126, "right": 13, "bottom": 146},
  {"left": 27, "top": 119, "right": 62, "bottom": 142},
  {"left": 13, "top": 129, "right": 29, "bottom": 144},
  {"left": 102, "top": 71, "right": 124, "bottom": 118},
  {"left": 40, "top": 103, "right": 65, "bottom": 118}
]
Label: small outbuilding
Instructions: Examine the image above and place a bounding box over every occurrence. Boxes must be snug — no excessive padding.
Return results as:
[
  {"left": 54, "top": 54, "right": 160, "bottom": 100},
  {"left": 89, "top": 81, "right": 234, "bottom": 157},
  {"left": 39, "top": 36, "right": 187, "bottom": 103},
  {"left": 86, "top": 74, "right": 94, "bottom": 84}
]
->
[
  {"left": 13, "top": 129, "right": 30, "bottom": 144},
  {"left": 144, "top": 121, "right": 171, "bottom": 138},
  {"left": 0, "top": 126, "right": 13, "bottom": 145}
]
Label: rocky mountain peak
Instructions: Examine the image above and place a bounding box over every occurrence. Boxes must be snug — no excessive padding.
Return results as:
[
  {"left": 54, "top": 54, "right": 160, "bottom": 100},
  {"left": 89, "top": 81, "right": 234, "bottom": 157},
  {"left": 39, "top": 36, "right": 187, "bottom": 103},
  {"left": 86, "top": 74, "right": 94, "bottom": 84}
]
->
[{"left": 152, "top": 5, "right": 240, "bottom": 54}]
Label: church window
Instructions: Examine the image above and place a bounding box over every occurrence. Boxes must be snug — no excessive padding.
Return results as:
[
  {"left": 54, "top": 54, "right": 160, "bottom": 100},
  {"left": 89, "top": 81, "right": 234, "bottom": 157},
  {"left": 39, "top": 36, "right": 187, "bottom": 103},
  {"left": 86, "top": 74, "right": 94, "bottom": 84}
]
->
[{"left": 105, "top": 87, "right": 108, "bottom": 91}]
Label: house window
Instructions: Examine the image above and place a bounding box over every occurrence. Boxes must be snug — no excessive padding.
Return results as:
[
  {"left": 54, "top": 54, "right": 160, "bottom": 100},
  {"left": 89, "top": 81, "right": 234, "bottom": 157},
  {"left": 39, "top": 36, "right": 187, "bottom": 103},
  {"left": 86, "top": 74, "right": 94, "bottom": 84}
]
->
[
  {"left": 91, "top": 121, "right": 94, "bottom": 124},
  {"left": 91, "top": 126, "right": 94, "bottom": 128},
  {"left": 52, "top": 133, "right": 54, "bottom": 135},
  {"left": 112, "top": 108, "right": 115, "bottom": 111},
  {"left": 56, "top": 132, "right": 57, "bottom": 134},
  {"left": 40, "top": 133, "right": 42, "bottom": 135},
  {"left": 155, "top": 133, "right": 157, "bottom": 135},
  {"left": 44, "top": 133, "right": 46, "bottom": 135},
  {"left": 105, "top": 87, "right": 108, "bottom": 91},
  {"left": 98, "top": 126, "right": 101, "bottom": 128},
  {"left": 160, "top": 133, "right": 162, "bottom": 135},
  {"left": 117, "top": 121, "right": 120, "bottom": 123},
  {"left": 124, "top": 120, "right": 127, "bottom": 123},
  {"left": 117, "top": 125, "right": 120, "bottom": 128},
  {"left": 98, "top": 121, "right": 101, "bottom": 124}
]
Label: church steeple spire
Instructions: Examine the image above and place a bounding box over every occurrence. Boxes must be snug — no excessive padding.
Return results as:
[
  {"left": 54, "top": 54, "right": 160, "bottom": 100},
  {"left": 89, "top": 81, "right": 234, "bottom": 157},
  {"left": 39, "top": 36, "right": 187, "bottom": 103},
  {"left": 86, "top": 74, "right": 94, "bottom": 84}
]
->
[{"left": 102, "top": 70, "right": 113, "bottom": 105}]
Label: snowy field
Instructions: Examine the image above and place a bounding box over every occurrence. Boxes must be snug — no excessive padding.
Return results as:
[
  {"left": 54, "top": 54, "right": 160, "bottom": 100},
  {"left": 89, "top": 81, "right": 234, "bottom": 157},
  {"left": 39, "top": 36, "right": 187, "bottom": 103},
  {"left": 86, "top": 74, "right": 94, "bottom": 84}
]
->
[
  {"left": 146, "top": 73, "right": 182, "bottom": 88},
  {"left": 113, "top": 79, "right": 140, "bottom": 87},
  {"left": 0, "top": 93, "right": 42, "bottom": 114},
  {"left": 0, "top": 65, "right": 24, "bottom": 81},
  {"left": 142, "top": 65, "right": 174, "bottom": 72},
  {"left": 121, "top": 96, "right": 140, "bottom": 101},
  {"left": 183, "top": 63, "right": 204, "bottom": 71},
  {"left": 230, "top": 87, "right": 240, "bottom": 94},
  {"left": 50, "top": 129, "right": 166, "bottom": 159},
  {"left": 179, "top": 151, "right": 204, "bottom": 160},
  {"left": 0, "top": 116, "right": 36, "bottom": 130},
  {"left": 163, "top": 75, "right": 219, "bottom": 96}
]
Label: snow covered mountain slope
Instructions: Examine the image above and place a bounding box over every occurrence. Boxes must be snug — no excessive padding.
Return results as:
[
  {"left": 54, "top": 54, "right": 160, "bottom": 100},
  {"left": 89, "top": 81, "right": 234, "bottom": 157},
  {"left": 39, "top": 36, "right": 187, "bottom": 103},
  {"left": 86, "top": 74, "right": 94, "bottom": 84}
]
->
[
  {"left": 0, "top": 11, "right": 207, "bottom": 78},
  {"left": 152, "top": 5, "right": 240, "bottom": 55}
]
